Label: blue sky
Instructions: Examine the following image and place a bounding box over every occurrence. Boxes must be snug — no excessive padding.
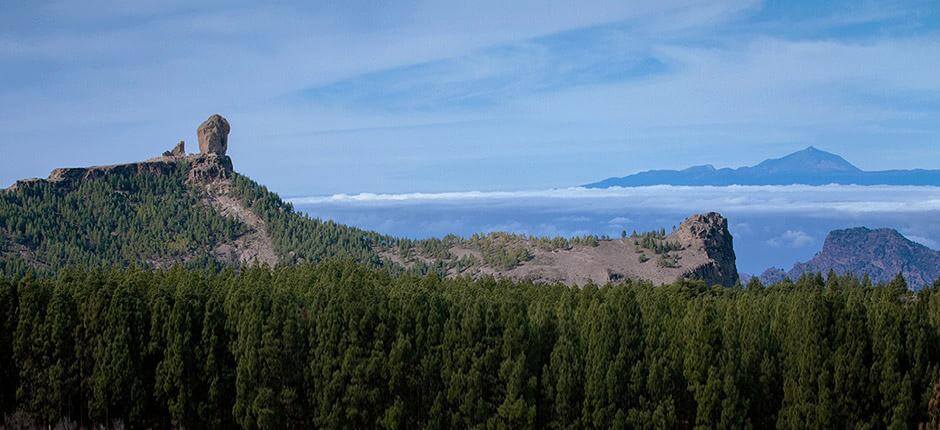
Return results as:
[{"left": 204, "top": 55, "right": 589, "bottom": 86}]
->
[{"left": 2, "top": 0, "right": 939, "bottom": 195}]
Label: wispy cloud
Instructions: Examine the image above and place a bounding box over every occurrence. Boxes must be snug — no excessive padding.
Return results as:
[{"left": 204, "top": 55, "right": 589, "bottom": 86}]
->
[
  {"left": 767, "top": 230, "right": 815, "bottom": 248},
  {"left": 1, "top": 1, "right": 939, "bottom": 195}
]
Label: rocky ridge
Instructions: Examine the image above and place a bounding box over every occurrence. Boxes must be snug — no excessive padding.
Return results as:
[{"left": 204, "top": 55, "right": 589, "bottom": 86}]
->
[
  {"left": 3, "top": 114, "right": 740, "bottom": 286},
  {"left": 388, "top": 212, "right": 740, "bottom": 286},
  {"left": 2, "top": 114, "right": 277, "bottom": 268},
  {"left": 789, "top": 227, "right": 940, "bottom": 289}
]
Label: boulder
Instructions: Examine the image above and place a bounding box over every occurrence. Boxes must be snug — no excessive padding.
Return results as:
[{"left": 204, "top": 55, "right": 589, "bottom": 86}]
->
[{"left": 197, "top": 114, "right": 230, "bottom": 155}]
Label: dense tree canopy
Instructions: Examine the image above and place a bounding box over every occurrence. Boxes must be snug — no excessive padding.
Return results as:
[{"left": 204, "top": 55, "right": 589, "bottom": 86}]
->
[
  {"left": 1, "top": 264, "right": 939, "bottom": 429},
  {"left": 0, "top": 165, "right": 244, "bottom": 275},
  {"left": 0, "top": 170, "right": 395, "bottom": 276},
  {"left": 1, "top": 169, "right": 607, "bottom": 279}
]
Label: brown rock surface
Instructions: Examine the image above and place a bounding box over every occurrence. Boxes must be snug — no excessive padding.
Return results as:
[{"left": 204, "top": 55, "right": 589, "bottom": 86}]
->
[
  {"left": 187, "top": 154, "right": 234, "bottom": 183},
  {"left": 163, "top": 141, "right": 186, "bottom": 157},
  {"left": 9, "top": 153, "right": 232, "bottom": 192},
  {"left": 47, "top": 160, "right": 181, "bottom": 187},
  {"left": 672, "top": 212, "right": 739, "bottom": 287},
  {"left": 197, "top": 114, "right": 230, "bottom": 155}
]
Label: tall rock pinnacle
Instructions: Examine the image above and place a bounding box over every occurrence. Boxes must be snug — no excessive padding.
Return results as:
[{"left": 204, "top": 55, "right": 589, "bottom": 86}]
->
[
  {"left": 197, "top": 114, "right": 230, "bottom": 155},
  {"left": 673, "top": 212, "right": 739, "bottom": 286}
]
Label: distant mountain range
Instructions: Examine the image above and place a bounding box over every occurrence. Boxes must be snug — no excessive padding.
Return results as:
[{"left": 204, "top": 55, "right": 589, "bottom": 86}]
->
[
  {"left": 749, "top": 227, "right": 940, "bottom": 289},
  {"left": 585, "top": 146, "right": 940, "bottom": 187}
]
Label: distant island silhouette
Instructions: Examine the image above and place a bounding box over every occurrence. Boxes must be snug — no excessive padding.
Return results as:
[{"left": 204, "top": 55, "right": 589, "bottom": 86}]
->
[{"left": 585, "top": 146, "right": 940, "bottom": 187}]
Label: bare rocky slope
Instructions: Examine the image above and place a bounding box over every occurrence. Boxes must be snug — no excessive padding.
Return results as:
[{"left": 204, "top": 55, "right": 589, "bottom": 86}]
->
[
  {"left": 385, "top": 212, "right": 739, "bottom": 286},
  {"left": 2, "top": 115, "right": 740, "bottom": 286}
]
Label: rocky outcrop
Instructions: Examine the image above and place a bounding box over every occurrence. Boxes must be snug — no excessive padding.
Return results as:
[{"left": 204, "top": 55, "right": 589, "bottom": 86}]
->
[
  {"left": 14, "top": 154, "right": 233, "bottom": 192},
  {"left": 198, "top": 114, "right": 230, "bottom": 155},
  {"left": 789, "top": 227, "right": 940, "bottom": 289},
  {"left": 11, "top": 114, "right": 236, "bottom": 192},
  {"left": 673, "top": 212, "right": 739, "bottom": 287},
  {"left": 163, "top": 141, "right": 186, "bottom": 157},
  {"left": 389, "top": 212, "right": 740, "bottom": 287},
  {"left": 187, "top": 154, "right": 233, "bottom": 183},
  {"left": 47, "top": 159, "right": 181, "bottom": 188}
]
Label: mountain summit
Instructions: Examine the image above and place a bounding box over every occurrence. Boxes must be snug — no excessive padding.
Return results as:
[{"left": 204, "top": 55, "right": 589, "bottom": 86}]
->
[
  {"left": 750, "top": 146, "right": 861, "bottom": 174},
  {"left": 585, "top": 146, "right": 940, "bottom": 187}
]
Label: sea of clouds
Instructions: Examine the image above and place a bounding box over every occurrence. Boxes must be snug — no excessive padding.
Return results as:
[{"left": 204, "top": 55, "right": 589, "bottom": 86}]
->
[
  {"left": 290, "top": 185, "right": 940, "bottom": 214},
  {"left": 289, "top": 185, "right": 940, "bottom": 274}
]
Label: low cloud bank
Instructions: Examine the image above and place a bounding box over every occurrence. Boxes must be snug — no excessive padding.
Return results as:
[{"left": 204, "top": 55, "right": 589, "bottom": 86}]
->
[{"left": 289, "top": 185, "right": 940, "bottom": 215}]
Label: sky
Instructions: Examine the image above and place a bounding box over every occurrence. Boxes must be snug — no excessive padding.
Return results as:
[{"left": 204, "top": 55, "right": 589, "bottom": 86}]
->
[{"left": 2, "top": 0, "right": 940, "bottom": 195}]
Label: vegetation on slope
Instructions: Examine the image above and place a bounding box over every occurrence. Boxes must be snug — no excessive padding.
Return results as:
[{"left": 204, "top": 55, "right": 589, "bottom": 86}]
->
[
  {"left": 228, "top": 173, "right": 392, "bottom": 267},
  {"left": 2, "top": 264, "right": 939, "bottom": 429},
  {"left": 1, "top": 163, "right": 718, "bottom": 282},
  {"left": 393, "top": 231, "right": 609, "bottom": 274},
  {"left": 0, "top": 166, "right": 404, "bottom": 276},
  {"left": 0, "top": 164, "right": 243, "bottom": 276}
]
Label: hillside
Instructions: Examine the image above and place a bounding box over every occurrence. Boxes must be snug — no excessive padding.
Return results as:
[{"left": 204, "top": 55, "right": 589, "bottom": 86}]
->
[
  {"left": 386, "top": 212, "right": 738, "bottom": 286},
  {"left": 585, "top": 146, "right": 940, "bottom": 187},
  {"left": 1, "top": 115, "right": 739, "bottom": 286},
  {"left": 0, "top": 116, "right": 393, "bottom": 276},
  {"left": 0, "top": 155, "right": 393, "bottom": 275},
  {"left": 789, "top": 227, "right": 940, "bottom": 289}
]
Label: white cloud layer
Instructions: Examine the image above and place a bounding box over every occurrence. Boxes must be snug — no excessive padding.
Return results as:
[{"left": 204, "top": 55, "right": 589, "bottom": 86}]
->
[{"left": 289, "top": 185, "right": 940, "bottom": 215}]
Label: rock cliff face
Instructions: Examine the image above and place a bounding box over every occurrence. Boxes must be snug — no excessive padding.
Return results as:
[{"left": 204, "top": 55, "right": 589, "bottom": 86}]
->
[
  {"left": 672, "top": 212, "right": 739, "bottom": 287},
  {"left": 7, "top": 115, "right": 235, "bottom": 192},
  {"left": 187, "top": 154, "right": 234, "bottom": 183},
  {"left": 789, "top": 227, "right": 940, "bottom": 289},
  {"left": 23, "top": 154, "right": 233, "bottom": 190}
]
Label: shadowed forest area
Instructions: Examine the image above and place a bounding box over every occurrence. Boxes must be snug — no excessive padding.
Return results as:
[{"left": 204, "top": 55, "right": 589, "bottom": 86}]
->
[{"left": 1, "top": 262, "right": 940, "bottom": 429}]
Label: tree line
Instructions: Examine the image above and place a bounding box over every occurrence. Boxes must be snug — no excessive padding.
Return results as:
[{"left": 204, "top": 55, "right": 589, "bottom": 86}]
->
[{"left": 1, "top": 263, "right": 940, "bottom": 429}]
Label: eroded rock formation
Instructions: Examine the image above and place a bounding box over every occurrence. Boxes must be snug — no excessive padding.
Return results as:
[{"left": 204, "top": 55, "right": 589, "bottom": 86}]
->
[
  {"left": 198, "top": 114, "right": 230, "bottom": 155},
  {"left": 163, "top": 141, "right": 185, "bottom": 157},
  {"left": 10, "top": 114, "right": 236, "bottom": 191},
  {"left": 673, "top": 212, "right": 739, "bottom": 287}
]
